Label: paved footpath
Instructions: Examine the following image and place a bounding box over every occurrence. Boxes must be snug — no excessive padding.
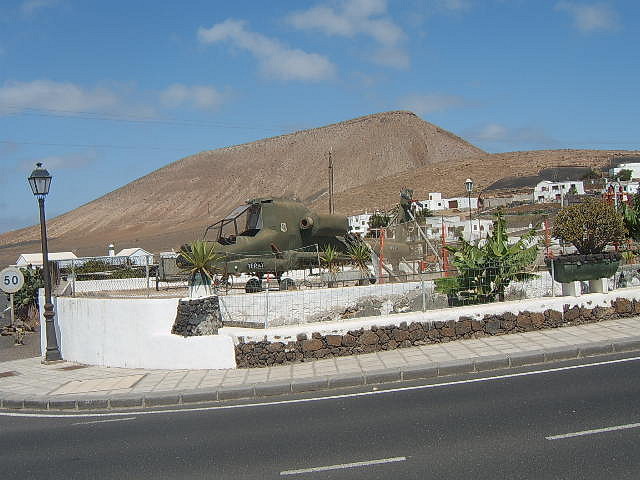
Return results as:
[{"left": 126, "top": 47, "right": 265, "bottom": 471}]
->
[{"left": 2, "top": 317, "right": 640, "bottom": 411}]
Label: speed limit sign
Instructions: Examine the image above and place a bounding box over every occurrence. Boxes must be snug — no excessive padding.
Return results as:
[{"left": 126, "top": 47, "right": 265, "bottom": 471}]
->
[{"left": 0, "top": 267, "right": 25, "bottom": 294}]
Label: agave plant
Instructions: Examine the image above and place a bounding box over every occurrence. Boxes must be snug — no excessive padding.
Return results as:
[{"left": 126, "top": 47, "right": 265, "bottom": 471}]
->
[
  {"left": 346, "top": 241, "right": 373, "bottom": 284},
  {"left": 435, "top": 212, "right": 539, "bottom": 305},
  {"left": 177, "top": 241, "right": 223, "bottom": 296},
  {"left": 347, "top": 242, "right": 371, "bottom": 274},
  {"left": 320, "top": 244, "right": 340, "bottom": 274}
]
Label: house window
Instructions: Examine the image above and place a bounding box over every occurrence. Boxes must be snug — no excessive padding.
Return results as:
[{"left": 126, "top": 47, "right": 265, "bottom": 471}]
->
[
  {"left": 552, "top": 185, "right": 559, "bottom": 191},
  {"left": 542, "top": 186, "right": 548, "bottom": 192},
  {"left": 555, "top": 194, "right": 561, "bottom": 200},
  {"left": 448, "top": 200, "right": 459, "bottom": 209},
  {"left": 538, "top": 196, "right": 544, "bottom": 201}
]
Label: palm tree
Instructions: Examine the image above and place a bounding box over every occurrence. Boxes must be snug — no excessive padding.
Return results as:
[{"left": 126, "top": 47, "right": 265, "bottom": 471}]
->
[{"left": 178, "top": 241, "right": 223, "bottom": 298}]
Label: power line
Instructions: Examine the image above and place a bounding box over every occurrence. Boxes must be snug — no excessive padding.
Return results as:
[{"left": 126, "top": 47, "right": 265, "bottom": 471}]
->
[
  {"left": 0, "top": 104, "right": 289, "bottom": 132},
  {"left": 0, "top": 139, "right": 193, "bottom": 151}
]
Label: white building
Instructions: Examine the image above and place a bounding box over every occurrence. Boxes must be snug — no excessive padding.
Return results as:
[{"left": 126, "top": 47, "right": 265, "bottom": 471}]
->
[
  {"left": 609, "top": 163, "right": 640, "bottom": 180},
  {"left": 417, "top": 192, "right": 478, "bottom": 212},
  {"left": 116, "top": 248, "right": 154, "bottom": 266},
  {"left": 603, "top": 181, "right": 640, "bottom": 205},
  {"left": 348, "top": 212, "right": 374, "bottom": 237},
  {"left": 533, "top": 180, "right": 585, "bottom": 204},
  {"left": 15, "top": 252, "right": 77, "bottom": 268},
  {"left": 419, "top": 216, "right": 494, "bottom": 243}
]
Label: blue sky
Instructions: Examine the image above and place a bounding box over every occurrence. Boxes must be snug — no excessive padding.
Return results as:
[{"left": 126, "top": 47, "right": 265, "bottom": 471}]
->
[{"left": 0, "top": 0, "right": 638, "bottom": 234}]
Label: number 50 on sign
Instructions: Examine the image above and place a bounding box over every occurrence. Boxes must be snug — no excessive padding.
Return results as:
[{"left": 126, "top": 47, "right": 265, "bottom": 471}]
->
[{"left": 0, "top": 267, "right": 25, "bottom": 294}]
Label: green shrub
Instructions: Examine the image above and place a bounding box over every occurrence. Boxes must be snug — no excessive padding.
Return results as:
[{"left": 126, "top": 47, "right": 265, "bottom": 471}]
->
[{"left": 553, "top": 197, "right": 626, "bottom": 254}]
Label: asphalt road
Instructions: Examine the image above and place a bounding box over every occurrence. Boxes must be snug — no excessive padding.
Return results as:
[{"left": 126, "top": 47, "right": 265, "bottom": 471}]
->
[{"left": 2, "top": 354, "right": 640, "bottom": 479}]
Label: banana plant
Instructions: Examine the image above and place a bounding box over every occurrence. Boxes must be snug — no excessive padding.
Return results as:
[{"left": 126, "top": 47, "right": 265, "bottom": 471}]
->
[{"left": 435, "top": 212, "right": 539, "bottom": 305}]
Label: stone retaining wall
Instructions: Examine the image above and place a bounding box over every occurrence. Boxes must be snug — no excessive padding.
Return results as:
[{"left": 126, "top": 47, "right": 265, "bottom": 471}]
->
[
  {"left": 235, "top": 297, "right": 639, "bottom": 368},
  {"left": 172, "top": 297, "right": 222, "bottom": 336}
]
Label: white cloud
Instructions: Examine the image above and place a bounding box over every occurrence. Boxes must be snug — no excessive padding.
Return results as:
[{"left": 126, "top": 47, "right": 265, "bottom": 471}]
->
[
  {"left": 0, "top": 80, "right": 161, "bottom": 118},
  {"left": 399, "top": 93, "right": 470, "bottom": 115},
  {"left": 198, "top": 19, "right": 336, "bottom": 82},
  {"left": 466, "top": 123, "right": 558, "bottom": 146},
  {"left": 470, "top": 123, "right": 509, "bottom": 141},
  {"left": 20, "top": 150, "right": 98, "bottom": 171},
  {"left": 0, "top": 80, "right": 120, "bottom": 113},
  {"left": 287, "top": 0, "right": 409, "bottom": 69},
  {"left": 21, "top": 0, "right": 60, "bottom": 15},
  {"left": 160, "top": 84, "right": 227, "bottom": 111},
  {"left": 555, "top": 2, "right": 620, "bottom": 32}
]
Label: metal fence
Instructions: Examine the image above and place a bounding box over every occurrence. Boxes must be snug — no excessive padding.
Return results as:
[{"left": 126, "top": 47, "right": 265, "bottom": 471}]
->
[
  {"left": 51, "top": 252, "right": 640, "bottom": 328},
  {"left": 53, "top": 255, "right": 157, "bottom": 298}
]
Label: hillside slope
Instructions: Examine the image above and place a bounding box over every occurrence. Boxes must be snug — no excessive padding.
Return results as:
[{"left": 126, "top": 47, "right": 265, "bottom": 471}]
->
[
  {"left": 313, "top": 149, "right": 640, "bottom": 215},
  {"left": 0, "top": 111, "right": 484, "bottom": 263}
]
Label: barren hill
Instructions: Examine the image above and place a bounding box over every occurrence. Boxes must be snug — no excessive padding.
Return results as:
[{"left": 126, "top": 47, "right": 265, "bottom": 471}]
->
[{"left": 0, "top": 111, "right": 484, "bottom": 264}]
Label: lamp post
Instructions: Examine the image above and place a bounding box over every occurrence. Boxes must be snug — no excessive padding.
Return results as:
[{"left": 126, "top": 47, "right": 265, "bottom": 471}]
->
[
  {"left": 28, "top": 163, "right": 62, "bottom": 362},
  {"left": 465, "top": 178, "right": 473, "bottom": 243}
]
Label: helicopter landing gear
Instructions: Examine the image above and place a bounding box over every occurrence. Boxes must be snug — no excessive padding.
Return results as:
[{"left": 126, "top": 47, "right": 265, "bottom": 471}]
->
[
  {"left": 279, "top": 277, "right": 295, "bottom": 291},
  {"left": 245, "top": 277, "right": 262, "bottom": 293}
]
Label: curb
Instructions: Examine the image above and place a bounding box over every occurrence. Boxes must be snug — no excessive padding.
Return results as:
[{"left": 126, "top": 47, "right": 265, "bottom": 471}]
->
[{"left": 3, "top": 337, "right": 640, "bottom": 412}]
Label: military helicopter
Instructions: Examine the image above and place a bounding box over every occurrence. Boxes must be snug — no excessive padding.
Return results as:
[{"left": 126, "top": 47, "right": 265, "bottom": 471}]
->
[
  {"left": 178, "top": 194, "right": 423, "bottom": 293},
  {"left": 199, "top": 197, "right": 353, "bottom": 292}
]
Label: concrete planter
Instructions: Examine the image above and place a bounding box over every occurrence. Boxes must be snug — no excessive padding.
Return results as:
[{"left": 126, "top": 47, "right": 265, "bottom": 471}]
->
[
  {"left": 189, "top": 272, "right": 212, "bottom": 299},
  {"left": 546, "top": 253, "right": 621, "bottom": 283}
]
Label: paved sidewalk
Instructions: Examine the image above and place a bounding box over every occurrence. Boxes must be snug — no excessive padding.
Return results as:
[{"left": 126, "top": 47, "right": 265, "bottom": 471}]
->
[{"left": 2, "top": 317, "right": 640, "bottom": 411}]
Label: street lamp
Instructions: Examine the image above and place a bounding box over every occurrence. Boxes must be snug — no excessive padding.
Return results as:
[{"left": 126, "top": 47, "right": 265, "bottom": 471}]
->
[
  {"left": 465, "top": 178, "right": 473, "bottom": 242},
  {"left": 28, "top": 162, "right": 62, "bottom": 362}
]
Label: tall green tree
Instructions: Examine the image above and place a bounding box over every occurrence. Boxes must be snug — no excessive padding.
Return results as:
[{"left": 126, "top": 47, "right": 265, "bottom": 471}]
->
[
  {"left": 435, "top": 212, "right": 539, "bottom": 305},
  {"left": 368, "top": 212, "right": 391, "bottom": 229}
]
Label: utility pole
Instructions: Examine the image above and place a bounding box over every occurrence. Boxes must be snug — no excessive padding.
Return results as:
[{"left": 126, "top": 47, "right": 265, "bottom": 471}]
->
[{"left": 328, "top": 150, "right": 334, "bottom": 214}]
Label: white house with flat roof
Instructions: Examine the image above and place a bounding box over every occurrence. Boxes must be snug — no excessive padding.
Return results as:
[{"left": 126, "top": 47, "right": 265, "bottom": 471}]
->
[
  {"left": 609, "top": 163, "right": 640, "bottom": 180},
  {"left": 348, "top": 212, "right": 375, "bottom": 236},
  {"left": 533, "top": 180, "right": 585, "bottom": 204},
  {"left": 419, "top": 216, "right": 494, "bottom": 243},
  {"left": 417, "top": 193, "right": 478, "bottom": 212}
]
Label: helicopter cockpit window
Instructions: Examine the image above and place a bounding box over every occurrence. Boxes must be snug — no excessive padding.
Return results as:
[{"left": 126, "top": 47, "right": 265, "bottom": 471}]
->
[
  {"left": 241, "top": 204, "right": 262, "bottom": 236},
  {"left": 216, "top": 204, "right": 262, "bottom": 245}
]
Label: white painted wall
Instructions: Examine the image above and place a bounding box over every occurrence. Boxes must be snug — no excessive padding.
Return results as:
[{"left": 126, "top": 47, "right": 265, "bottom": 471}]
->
[
  {"left": 348, "top": 212, "right": 373, "bottom": 236},
  {"left": 40, "top": 293, "right": 236, "bottom": 370}
]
